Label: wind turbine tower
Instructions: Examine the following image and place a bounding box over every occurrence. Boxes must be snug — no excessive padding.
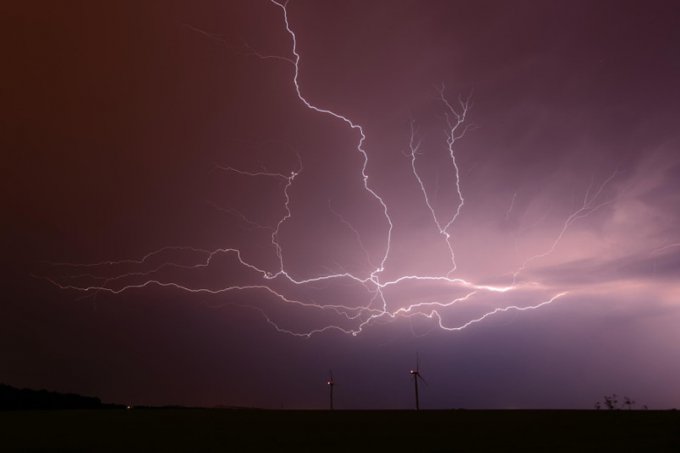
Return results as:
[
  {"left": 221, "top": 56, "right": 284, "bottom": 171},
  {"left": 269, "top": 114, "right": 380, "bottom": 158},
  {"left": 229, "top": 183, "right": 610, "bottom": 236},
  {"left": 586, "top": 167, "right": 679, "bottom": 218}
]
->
[
  {"left": 327, "top": 370, "right": 335, "bottom": 410},
  {"left": 410, "top": 355, "right": 426, "bottom": 410}
]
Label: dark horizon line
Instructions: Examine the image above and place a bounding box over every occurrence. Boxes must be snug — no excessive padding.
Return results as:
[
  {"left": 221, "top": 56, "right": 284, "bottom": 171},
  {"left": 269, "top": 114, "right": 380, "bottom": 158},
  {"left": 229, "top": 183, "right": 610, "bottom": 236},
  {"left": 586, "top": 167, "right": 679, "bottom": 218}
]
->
[{"left": 2, "top": 383, "right": 676, "bottom": 412}]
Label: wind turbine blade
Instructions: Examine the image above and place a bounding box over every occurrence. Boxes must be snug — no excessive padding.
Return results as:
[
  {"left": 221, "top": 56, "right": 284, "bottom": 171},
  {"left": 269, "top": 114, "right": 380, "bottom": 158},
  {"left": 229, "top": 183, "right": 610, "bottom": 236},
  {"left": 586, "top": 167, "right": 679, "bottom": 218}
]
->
[
  {"left": 416, "top": 353, "right": 420, "bottom": 372},
  {"left": 418, "top": 374, "right": 429, "bottom": 387}
]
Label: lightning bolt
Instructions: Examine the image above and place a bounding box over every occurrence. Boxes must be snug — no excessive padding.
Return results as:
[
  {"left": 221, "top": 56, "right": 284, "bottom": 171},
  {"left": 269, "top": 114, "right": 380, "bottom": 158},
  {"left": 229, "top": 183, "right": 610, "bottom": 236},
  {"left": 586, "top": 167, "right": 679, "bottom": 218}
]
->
[
  {"left": 40, "top": 0, "right": 584, "bottom": 338},
  {"left": 328, "top": 200, "right": 376, "bottom": 270},
  {"left": 268, "top": 0, "right": 394, "bottom": 287},
  {"left": 512, "top": 170, "right": 618, "bottom": 284},
  {"left": 409, "top": 89, "right": 472, "bottom": 276},
  {"left": 505, "top": 192, "right": 517, "bottom": 222}
]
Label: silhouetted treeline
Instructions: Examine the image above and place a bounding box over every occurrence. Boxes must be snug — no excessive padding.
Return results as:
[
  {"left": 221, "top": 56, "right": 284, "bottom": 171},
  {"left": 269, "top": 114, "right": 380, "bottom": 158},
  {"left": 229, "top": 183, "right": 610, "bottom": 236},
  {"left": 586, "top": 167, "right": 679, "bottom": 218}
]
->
[{"left": 0, "top": 384, "right": 121, "bottom": 410}]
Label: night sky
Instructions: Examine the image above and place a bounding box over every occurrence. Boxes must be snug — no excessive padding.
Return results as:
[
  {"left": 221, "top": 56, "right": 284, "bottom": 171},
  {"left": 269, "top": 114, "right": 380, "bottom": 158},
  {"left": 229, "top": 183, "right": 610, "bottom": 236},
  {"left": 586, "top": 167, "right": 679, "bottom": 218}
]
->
[{"left": 3, "top": 0, "right": 680, "bottom": 409}]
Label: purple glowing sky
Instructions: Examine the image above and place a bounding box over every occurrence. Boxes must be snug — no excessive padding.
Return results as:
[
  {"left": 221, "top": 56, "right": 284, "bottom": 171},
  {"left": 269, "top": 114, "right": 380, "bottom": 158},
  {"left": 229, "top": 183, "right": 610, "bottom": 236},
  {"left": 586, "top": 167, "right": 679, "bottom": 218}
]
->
[{"left": 3, "top": 0, "right": 680, "bottom": 409}]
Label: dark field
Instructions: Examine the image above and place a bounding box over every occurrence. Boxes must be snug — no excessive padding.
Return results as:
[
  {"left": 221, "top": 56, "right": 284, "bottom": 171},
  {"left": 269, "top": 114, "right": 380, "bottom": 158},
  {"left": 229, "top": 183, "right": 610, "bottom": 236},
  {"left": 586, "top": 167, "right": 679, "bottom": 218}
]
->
[{"left": 2, "top": 409, "right": 679, "bottom": 452}]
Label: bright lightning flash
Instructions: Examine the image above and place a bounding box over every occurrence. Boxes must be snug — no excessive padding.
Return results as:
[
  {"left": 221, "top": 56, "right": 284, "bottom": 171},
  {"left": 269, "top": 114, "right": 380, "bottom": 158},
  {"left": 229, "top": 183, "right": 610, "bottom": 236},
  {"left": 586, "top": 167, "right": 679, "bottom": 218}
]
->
[{"left": 41, "top": 0, "right": 622, "bottom": 338}]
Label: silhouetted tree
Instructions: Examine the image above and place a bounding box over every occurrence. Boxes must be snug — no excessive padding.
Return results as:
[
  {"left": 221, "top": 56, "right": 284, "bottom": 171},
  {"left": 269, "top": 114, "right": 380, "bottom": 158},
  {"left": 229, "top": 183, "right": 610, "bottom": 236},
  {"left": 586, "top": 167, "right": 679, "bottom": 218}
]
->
[
  {"left": 604, "top": 394, "right": 619, "bottom": 410},
  {"left": 623, "top": 396, "right": 635, "bottom": 410},
  {"left": 595, "top": 394, "right": 644, "bottom": 410},
  {"left": 0, "top": 384, "right": 118, "bottom": 410}
]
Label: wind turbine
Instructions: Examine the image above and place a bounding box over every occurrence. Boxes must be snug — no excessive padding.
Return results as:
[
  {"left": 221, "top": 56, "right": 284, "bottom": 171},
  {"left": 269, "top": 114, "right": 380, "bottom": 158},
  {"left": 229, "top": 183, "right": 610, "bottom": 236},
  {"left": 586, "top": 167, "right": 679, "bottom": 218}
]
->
[
  {"left": 327, "top": 370, "right": 335, "bottom": 410},
  {"left": 410, "top": 354, "right": 427, "bottom": 410}
]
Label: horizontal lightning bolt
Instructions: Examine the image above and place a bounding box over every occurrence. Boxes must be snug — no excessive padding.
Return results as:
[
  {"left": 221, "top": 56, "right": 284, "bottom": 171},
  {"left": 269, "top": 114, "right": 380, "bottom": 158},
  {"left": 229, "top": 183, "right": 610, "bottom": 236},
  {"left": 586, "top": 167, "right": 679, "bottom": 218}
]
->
[{"left": 40, "top": 0, "right": 583, "bottom": 338}]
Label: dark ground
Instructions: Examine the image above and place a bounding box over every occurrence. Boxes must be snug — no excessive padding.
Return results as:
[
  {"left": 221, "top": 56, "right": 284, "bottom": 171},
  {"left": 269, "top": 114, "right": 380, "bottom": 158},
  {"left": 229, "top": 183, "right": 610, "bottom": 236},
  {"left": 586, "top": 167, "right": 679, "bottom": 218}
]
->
[{"left": 1, "top": 409, "right": 679, "bottom": 452}]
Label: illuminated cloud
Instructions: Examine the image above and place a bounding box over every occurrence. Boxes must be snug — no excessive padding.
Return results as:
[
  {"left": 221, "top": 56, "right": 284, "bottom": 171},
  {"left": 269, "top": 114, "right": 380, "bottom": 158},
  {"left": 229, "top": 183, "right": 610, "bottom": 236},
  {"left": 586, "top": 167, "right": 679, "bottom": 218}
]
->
[{"left": 5, "top": 0, "right": 679, "bottom": 408}]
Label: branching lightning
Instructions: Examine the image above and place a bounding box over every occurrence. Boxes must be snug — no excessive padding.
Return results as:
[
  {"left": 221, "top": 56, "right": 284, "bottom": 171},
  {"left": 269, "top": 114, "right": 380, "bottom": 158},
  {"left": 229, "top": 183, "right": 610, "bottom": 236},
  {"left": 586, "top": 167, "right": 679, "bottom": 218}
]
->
[
  {"left": 408, "top": 88, "right": 472, "bottom": 276},
  {"left": 39, "top": 0, "right": 626, "bottom": 338},
  {"left": 512, "top": 170, "right": 618, "bottom": 284}
]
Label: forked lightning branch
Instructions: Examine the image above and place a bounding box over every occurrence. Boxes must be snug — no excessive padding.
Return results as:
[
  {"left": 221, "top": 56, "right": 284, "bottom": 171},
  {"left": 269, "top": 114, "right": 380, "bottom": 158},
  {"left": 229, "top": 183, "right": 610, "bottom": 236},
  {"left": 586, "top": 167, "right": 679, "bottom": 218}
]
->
[{"left": 44, "top": 0, "right": 620, "bottom": 338}]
